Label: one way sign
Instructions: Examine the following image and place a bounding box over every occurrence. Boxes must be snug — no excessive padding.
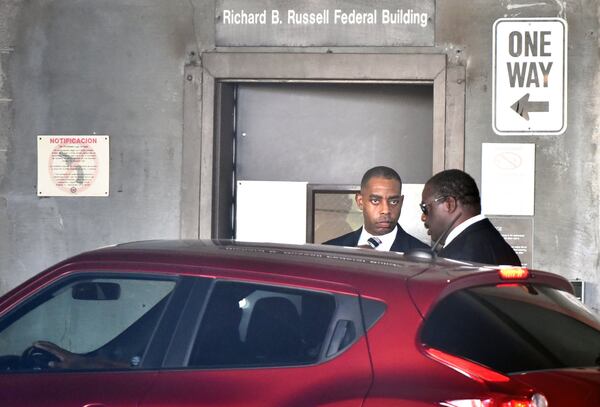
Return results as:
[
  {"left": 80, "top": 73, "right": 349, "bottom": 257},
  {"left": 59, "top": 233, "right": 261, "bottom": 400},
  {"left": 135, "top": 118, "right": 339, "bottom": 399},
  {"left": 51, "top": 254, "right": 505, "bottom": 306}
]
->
[{"left": 493, "top": 18, "right": 567, "bottom": 135}]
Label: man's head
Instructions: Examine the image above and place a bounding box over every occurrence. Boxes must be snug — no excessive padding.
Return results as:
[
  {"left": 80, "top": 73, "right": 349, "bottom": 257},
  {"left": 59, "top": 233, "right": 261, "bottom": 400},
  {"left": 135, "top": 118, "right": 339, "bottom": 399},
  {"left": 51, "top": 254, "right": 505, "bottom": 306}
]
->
[
  {"left": 420, "top": 169, "right": 481, "bottom": 242},
  {"left": 356, "top": 166, "right": 404, "bottom": 236}
]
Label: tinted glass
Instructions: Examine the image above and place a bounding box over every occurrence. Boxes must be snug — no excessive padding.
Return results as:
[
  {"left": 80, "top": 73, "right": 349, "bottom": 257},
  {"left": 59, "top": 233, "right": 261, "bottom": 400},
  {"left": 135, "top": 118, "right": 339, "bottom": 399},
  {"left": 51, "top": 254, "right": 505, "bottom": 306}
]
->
[
  {"left": 0, "top": 276, "right": 175, "bottom": 372},
  {"left": 421, "top": 284, "right": 600, "bottom": 374},
  {"left": 189, "top": 281, "right": 336, "bottom": 367}
]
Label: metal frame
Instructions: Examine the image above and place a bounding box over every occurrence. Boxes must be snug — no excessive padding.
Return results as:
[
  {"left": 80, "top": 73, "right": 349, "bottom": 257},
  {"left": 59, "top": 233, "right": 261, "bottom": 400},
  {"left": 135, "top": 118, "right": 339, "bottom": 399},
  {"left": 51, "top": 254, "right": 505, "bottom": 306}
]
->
[
  {"left": 182, "top": 52, "right": 465, "bottom": 239},
  {"left": 306, "top": 184, "right": 360, "bottom": 244}
]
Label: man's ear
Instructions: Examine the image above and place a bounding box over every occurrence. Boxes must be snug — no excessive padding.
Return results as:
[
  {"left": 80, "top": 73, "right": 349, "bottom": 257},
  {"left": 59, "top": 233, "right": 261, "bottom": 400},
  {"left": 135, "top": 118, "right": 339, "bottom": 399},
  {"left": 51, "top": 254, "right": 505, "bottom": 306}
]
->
[
  {"left": 445, "top": 196, "right": 459, "bottom": 213},
  {"left": 398, "top": 195, "right": 405, "bottom": 212},
  {"left": 355, "top": 192, "right": 364, "bottom": 210}
]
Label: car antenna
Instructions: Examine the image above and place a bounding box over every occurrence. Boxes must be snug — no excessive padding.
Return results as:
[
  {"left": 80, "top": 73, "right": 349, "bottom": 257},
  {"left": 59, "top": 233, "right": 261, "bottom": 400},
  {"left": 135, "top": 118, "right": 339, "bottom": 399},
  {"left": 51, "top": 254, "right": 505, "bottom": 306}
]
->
[{"left": 404, "top": 212, "right": 462, "bottom": 261}]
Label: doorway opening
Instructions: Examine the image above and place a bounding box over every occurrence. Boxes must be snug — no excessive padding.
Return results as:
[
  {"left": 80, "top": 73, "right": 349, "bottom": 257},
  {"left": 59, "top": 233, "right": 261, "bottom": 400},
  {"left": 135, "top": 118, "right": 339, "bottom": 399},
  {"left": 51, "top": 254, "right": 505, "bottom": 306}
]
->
[
  {"left": 181, "top": 53, "right": 464, "bottom": 240},
  {"left": 216, "top": 81, "right": 433, "bottom": 242}
]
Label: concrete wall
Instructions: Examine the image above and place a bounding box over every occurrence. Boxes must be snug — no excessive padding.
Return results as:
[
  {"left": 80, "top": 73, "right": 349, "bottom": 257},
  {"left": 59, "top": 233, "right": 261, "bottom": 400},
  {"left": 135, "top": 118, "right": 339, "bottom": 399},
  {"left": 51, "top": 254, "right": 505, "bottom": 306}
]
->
[
  {"left": 0, "top": 0, "right": 599, "bottom": 311},
  {"left": 0, "top": 0, "right": 202, "bottom": 291}
]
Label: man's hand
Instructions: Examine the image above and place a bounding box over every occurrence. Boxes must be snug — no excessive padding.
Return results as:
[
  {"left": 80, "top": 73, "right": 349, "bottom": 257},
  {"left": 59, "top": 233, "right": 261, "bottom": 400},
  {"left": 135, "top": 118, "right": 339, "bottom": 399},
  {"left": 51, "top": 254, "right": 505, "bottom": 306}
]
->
[
  {"left": 32, "top": 340, "right": 129, "bottom": 369},
  {"left": 32, "top": 341, "right": 88, "bottom": 369}
]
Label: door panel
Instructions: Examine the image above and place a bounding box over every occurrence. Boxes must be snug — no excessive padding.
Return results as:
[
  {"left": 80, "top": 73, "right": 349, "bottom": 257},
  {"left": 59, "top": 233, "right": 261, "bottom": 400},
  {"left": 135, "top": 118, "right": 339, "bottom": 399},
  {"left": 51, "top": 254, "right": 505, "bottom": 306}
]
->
[
  {"left": 0, "top": 273, "right": 181, "bottom": 406},
  {"left": 236, "top": 82, "right": 433, "bottom": 184},
  {"left": 0, "top": 371, "right": 157, "bottom": 407},
  {"left": 140, "top": 339, "right": 372, "bottom": 407}
]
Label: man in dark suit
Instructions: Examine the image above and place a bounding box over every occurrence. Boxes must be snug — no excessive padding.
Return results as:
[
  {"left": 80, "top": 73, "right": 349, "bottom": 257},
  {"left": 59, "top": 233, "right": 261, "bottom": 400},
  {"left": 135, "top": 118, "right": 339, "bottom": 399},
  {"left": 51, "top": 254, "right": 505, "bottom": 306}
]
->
[
  {"left": 324, "top": 166, "right": 428, "bottom": 252},
  {"left": 420, "top": 169, "right": 521, "bottom": 266}
]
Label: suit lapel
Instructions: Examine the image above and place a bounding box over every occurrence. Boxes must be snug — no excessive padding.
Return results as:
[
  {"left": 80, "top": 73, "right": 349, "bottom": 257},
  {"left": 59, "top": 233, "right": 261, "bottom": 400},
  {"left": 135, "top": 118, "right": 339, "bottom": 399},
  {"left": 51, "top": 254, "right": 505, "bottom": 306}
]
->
[
  {"left": 389, "top": 225, "right": 403, "bottom": 252},
  {"left": 349, "top": 227, "right": 362, "bottom": 246}
]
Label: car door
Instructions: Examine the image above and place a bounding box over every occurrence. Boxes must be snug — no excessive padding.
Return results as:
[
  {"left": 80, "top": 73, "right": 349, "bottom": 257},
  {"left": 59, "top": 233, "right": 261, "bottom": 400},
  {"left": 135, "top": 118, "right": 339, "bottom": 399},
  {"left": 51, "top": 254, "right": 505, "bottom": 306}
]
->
[
  {"left": 1, "top": 371, "right": 157, "bottom": 407},
  {"left": 140, "top": 277, "right": 375, "bottom": 407},
  {"left": 0, "top": 271, "right": 185, "bottom": 407}
]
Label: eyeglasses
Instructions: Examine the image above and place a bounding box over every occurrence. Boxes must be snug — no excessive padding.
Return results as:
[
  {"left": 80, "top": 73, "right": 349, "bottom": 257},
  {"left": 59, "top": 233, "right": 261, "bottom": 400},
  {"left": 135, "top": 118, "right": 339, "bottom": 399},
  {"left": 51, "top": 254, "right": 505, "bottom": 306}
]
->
[{"left": 419, "top": 196, "right": 446, "bottom": 215}]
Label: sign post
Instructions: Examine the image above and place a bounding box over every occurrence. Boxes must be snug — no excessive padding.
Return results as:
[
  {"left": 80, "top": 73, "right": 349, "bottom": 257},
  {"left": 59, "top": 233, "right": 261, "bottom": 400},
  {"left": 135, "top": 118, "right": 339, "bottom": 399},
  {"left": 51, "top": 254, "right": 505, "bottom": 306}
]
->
[{"left": 493, "top": 18, "right": 567, "bottom": 135}]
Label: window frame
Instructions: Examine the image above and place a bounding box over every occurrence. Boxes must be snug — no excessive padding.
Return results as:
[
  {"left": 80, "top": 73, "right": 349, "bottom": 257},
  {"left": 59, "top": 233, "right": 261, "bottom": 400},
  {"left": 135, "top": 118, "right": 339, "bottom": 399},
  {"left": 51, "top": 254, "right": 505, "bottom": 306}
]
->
[{"left": 163, "top": 277, "right": 371, "bottom": 370}]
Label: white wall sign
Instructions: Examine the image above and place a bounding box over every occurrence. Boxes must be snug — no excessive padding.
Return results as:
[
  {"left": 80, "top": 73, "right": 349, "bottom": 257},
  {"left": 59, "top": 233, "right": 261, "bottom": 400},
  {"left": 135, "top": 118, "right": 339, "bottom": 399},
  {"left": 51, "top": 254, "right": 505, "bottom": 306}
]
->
[
  {"left": 37, "top": 135, "right": 110, "bottom": 197},
  {"left": 493, "top": 18, "right": 567, "bottom": 135},
  {"left": 488, "top": 216, "right": 533, "bottom": 267},
  {"left": 481, "top": 143, "right": 535, "bottom": 216},
  {"left": 236, "top": 180, "right": 307, "bottom": 244}
]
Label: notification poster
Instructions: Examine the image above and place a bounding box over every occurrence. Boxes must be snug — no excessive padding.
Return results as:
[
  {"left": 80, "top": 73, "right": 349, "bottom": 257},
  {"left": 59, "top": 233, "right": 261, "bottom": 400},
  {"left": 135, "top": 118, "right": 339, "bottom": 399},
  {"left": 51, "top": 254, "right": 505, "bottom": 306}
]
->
[{"left": 37, "top": 135, "right": 109, "bottom": 197}]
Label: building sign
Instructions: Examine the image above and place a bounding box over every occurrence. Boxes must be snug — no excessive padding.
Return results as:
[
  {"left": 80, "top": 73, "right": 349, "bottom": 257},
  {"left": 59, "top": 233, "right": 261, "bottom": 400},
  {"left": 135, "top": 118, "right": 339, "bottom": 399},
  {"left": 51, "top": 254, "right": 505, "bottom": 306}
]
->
[
  {"left": 493, "top": 18, "right": 567, "bottom": 135},
  {"left": 37, "top": 135, "right": 109, "bottom": 197},
  {"left": 216, "top": 0, "right": 434, "bottom": 46},
  {"left": 488, "top": 216, "right": 533, "bottom": 267}
]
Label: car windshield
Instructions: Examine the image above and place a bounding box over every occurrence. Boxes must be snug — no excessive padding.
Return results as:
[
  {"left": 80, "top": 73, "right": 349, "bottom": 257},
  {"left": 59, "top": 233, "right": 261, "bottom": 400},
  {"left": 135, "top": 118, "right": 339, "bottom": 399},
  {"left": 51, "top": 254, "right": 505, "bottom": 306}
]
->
[{"left": 421, "top": 284, "right": 600, "bottom": 374}]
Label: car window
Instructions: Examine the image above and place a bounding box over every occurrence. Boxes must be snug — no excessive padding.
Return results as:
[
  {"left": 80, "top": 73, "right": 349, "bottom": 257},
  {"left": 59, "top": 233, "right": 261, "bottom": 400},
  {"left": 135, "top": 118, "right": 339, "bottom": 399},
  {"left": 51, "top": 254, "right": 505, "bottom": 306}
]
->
[
  {"left": 188, "top": 281, "right": 337, "bottom": 368},
  {"left": 0, "top": 275, "right": 176, "bottom": 372},
  {"left": 421, "top": 284, "right": 600, "bottom": 374}
]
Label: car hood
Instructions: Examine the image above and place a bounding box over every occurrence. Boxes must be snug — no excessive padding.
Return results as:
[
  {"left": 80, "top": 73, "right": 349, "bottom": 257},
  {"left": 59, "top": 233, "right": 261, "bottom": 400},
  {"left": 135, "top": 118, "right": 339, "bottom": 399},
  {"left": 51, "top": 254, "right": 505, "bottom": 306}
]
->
[{"left": 511, "top": 368, "right": 600, "bottom": 406}]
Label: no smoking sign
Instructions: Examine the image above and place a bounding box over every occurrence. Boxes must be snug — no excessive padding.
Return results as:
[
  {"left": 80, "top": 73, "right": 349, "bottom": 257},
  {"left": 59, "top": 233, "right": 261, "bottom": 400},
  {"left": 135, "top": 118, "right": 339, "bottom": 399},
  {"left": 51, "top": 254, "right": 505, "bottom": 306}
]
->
[{"left": 493, "top": 18, "right": 567, "bottom": 135}]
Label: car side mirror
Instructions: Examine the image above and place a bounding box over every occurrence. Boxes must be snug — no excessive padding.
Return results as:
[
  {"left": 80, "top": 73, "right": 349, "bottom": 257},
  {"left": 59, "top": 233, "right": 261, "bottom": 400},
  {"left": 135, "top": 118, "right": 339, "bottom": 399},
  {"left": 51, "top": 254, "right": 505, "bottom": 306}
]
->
[{"left": 72, "top": 282, "right": 121, "bottom": 300}]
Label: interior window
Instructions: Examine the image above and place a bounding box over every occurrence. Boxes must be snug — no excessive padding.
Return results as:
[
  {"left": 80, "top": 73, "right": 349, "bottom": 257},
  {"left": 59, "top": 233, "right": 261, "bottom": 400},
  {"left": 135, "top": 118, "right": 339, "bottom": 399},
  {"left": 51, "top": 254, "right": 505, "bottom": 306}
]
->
[
  {"left": 0, "top": 275, "right": 176, "bottom": 372},
  {"left": 188, "top": 281, "right": 336, "bottom": 368}
]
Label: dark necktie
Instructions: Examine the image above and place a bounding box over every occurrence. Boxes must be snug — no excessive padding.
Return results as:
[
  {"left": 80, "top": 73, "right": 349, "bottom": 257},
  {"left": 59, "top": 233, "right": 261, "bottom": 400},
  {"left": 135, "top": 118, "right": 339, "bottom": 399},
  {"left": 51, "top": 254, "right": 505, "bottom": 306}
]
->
[{"left": 367, "top": 237, "right": 382, "bottom": 249}]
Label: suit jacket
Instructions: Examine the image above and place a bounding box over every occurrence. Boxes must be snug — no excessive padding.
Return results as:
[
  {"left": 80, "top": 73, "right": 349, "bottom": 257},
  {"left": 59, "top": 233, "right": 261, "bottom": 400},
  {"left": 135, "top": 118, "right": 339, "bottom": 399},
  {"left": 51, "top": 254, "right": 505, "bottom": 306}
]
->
[
  {"left": 439, "top": 218, "right": 521, "bottom": 266},
  {"left": 323, "top": 224, "right": 429, "bottom": 253}
]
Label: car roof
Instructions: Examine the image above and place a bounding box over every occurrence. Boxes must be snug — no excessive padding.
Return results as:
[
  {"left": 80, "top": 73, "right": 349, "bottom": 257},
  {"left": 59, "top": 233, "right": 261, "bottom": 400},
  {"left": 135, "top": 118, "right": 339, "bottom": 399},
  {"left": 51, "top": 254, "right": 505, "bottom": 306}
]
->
[
  {"left": 67, "top": 238, "right": 473, "bottom": 278},
  {"left": 42, "top": 239, "right": 573, "bottom": 315}
]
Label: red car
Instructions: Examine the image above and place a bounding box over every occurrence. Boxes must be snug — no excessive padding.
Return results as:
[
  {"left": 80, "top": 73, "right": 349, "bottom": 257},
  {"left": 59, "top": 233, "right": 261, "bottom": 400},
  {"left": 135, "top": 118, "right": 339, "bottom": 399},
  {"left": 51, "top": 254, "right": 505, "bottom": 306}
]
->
[{"left": 0, "top": 240, "right": 599, "bottom": 406}]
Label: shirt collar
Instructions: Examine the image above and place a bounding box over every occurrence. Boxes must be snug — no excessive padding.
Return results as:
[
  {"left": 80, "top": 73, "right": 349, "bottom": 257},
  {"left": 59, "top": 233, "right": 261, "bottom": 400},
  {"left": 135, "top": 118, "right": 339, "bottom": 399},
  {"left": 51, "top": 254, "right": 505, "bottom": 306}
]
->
[
  {"left": 357, "top": 225, "right": 398, "bottom": 251},
  {"left": 443, "top": 214, "right": 486, "bottom": 246}
]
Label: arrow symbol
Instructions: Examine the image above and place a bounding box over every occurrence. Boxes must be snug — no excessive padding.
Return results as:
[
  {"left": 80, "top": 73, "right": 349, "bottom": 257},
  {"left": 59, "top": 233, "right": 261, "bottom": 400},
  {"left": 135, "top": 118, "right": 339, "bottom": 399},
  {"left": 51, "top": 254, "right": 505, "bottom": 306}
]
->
[{"left": 510, "top": 93, "right": 549, "bottom": 120}]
